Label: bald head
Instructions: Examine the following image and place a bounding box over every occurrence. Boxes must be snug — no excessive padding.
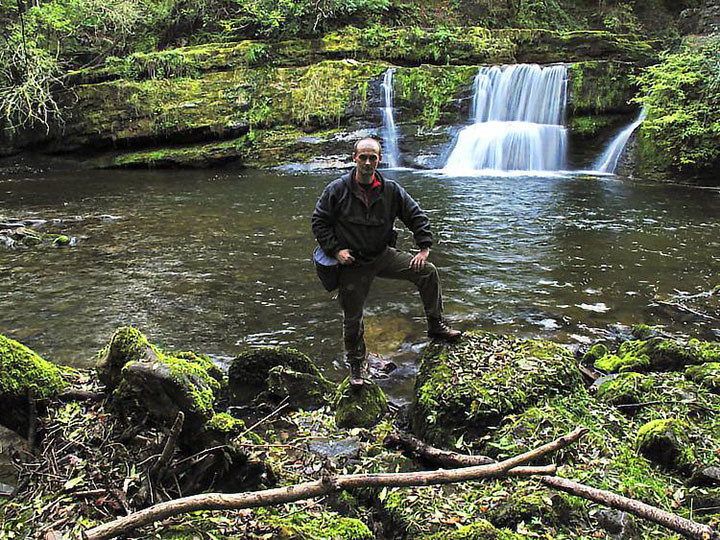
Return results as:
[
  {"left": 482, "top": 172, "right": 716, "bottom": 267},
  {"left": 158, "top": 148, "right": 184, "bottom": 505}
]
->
[{"left": 353, "top": 138, "right": 382, "bottom": 155}]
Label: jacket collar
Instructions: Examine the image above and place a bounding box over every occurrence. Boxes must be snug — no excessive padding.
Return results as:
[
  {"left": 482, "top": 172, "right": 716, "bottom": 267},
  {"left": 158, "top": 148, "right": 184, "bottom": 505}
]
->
[{"left": 345, "top": 167, "right": 385, "bottom": 192}]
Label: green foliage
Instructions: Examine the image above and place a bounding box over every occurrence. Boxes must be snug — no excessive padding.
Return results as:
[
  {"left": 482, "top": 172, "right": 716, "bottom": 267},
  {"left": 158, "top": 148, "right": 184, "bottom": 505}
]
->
[{"left": 634, "top": 36, "right": 720, "bottom": 176}]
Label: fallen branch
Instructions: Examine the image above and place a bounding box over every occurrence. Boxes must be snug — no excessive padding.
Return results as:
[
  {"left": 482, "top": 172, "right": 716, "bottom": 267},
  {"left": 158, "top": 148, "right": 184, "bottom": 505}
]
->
[
  {"left": 150, "top": 411, "right": 184, "bottom": 478},
  {"left": 57, "top": 389, "right": 106, "bottom": 402},
  {"left": 27, "top": 387, "right": 37, "bottom": 453},
  {"left": 541, "top": 476, "right": 719, "bottom": 540},
  {"left": 386, "top": 428, "right": 719, "bottom": 540},
  {"left": 82, "top": 427, "right": 587, "bottom": 540},
  {"left": 384, "top": 431, "right": 494, "bottom": 467}
]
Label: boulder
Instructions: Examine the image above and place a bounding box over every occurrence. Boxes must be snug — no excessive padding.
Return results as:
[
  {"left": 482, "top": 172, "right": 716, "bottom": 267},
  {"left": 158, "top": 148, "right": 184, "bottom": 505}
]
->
[
  {"left": 636, "top": 419, "right": 695, "bottom": 473},
  {"left": 595, "top": 372, "right": 653, "bottom": 407},
  {"left": 594, "top": 337, "right": 719, "bottom": 373},
  {"left": 334, "top": 379, "right": 388, "bottom": 429},
  {"left": 412, "top": 330, "right": 583, "bottom": 447},
  {"left": 228, "top": 347, "right": 334, "bottom": 409},
  {"left": 96, "top": 326, "right": 162, "bottom": 390},
  {"left": 0, "top": 334, "right": 67, "bottom": 434},
  {"left": 685, "top": 362, "right": 720, "bottom": 393}
]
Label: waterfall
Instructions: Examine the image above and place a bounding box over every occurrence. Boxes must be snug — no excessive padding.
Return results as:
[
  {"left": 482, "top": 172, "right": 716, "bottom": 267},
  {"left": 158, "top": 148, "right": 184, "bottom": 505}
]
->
[
  {"left": 381, "top": 68, "right": 400, "bottom": 168},
  {"left": 594, "top": 108, "right": 647, "bottom": 174},
  {"left": 444, "top": 64, "right": 568, "bottom": 173}
]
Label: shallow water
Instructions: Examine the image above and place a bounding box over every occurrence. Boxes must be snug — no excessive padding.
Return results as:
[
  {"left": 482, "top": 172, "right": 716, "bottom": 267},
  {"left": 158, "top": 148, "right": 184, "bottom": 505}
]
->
[{"left": 1, "top": 167, "right": 719, "bottom": 398}]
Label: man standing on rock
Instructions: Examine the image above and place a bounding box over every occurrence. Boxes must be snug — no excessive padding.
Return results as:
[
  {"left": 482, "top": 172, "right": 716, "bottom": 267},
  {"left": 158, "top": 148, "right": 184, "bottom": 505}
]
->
[{"left": 312, "top": 137, "right": 461, "bottom": 387}]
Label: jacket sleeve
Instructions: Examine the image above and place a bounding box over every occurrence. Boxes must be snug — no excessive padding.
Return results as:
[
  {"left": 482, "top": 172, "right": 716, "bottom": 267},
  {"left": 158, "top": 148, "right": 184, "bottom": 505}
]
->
[
  {"left": 312, "top": 184, "right": 342, "bottom": 256},
  {"left": 396, "top": 184, "right": 433, "bottom": 249}
]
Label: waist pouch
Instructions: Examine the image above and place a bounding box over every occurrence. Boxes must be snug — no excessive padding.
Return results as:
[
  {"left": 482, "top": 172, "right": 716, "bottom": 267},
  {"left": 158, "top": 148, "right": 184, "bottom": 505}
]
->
[{"left": 312, "top": 245, "right": 340, "bottom": 292}]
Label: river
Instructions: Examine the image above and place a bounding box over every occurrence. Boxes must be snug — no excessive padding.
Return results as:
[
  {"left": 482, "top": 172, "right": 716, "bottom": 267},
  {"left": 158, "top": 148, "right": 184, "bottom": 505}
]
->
[{"left": 1, "top": 168, "right": 719, "bottom": 397}]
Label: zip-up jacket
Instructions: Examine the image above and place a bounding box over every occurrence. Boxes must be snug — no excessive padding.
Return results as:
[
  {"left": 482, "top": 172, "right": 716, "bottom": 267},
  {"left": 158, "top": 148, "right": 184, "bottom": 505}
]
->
[{"left": 312, "top": 169, "right": 433, "bottom": 258}]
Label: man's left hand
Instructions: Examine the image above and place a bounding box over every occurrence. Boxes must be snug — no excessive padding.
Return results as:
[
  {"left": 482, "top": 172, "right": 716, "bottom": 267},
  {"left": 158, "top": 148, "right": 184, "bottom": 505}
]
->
[{"left": 410, "top": 248, "right": 430, "bottom": 272}]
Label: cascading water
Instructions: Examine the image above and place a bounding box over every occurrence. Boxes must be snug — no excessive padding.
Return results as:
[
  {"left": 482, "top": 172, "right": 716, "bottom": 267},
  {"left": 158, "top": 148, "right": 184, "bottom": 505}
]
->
[
  {"left": 381, "top": 68, "right": 400, "bottom": 168},
  {"left": 443, "top": 64, "right": 568, "bottom": 173},
  {"left": 594, "top": 108, "right": 647, "bottom": 174}
]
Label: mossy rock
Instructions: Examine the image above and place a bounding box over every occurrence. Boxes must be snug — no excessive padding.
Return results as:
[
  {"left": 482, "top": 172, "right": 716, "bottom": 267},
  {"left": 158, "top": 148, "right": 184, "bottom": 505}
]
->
[
  {"left": 257, "top": 365, "right": 335, "bottom": 410},
  {"left": 484, "top": 489, "right": 570, "bottom": 530},
  {"left": 636, "top": 419, "right": 696, "bottom": 473},
  {"left": 421, "top": 520, "right": 519, "bottom": 539},
  {"left": 685, "top": 362, "right": 720, "bottom": 393},
  {"left": 596, "top": 372, "right": 654, "bottom": 407},
  {"left": 228, "top": 347, "right": 327, "bottom": 405},
  {"left": 0, "top": 334, "right": 67, "bottom": 434},
  {"left": 594, "top": 337, "right": 716, "bottom": 374},
  {"left": 631, "top": 324, "right": 662, "bottom": 340},
  {"left": 412, "top": 330, "right": 583, "bottom": 448},
  {"left": 116, "top": 354, "right": 221, "bottom": 431},
  {"left": 334, "top": 378, "right": 388, "bottom": 429},
  {"left": 581, "top": 343, "right": 609, "bottom": 364},
  {"left": 96, "top": 326, "right": 162, "bottom": 390},
  {"left": 256, "top": 507, "right": 373, "bottom": 540}
]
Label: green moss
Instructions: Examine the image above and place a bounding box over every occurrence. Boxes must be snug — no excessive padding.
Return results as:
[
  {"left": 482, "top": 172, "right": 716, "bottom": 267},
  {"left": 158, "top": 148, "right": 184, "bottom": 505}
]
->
[
  {"left": 110, "top": 137, "right": 252, "bottom": 169},
  {"left": 422, "top": 521, "right": 519, "bottom": 539},
  {"left": 596, "top": 372, "right": 654, "bottom": 406},
  {"left": 0, "top": 334, "right": 66, "bottom": 399},
  {"left": 636, "top": 419, "right": 696, "bottom": 473},
  {"left": 595, "top": 337, "right": 713, "bottom": 373},
  {"left": 568, "top": 113, "right": 628, "bottom": 138},
  {"left": 154, "top": 355, "right": 221, "bottom": 417},
  {"left": 412, "top": 330, "right": 582, "bottom": 447},
  {"left": 291, "top": 60, "right": 386, "bottom": 127},
  {"left": 206, "top": 412, "right": 245, "bottom": 434},
  {"left": 393, "top": 65, "right": 476, "bottom": 128},
  {"left": 581, "top": 343, "right": 608, "bottom": 364},
  {"left": 567, "top": 61, "right": 637, "bottom": 115},
  {"left": 685, "top": 362, "right": 720, "bottom": 393},
  {"left": 259, "top": 365, "right": 335, "bottom": 410},
  {"left": 96, "top": 326, "right": 160, "bottom": 389},
  {"left": 334, "top": 378, "right": 388, "bottom": 429},
  {"left": 256, "top": 507, "right": 373, "bottom": 540},
  {"left": 631, "top": 324, "right": 661, "bottom": 340}
]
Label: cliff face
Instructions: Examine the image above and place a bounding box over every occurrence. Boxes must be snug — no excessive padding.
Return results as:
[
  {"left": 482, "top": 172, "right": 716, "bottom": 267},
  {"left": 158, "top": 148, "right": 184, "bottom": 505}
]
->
[{"left": 0, "top": 29, "right": 651, "bottom": 170}]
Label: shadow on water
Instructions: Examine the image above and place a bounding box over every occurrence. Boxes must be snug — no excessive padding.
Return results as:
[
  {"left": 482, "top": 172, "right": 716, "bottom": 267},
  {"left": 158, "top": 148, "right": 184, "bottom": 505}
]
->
[{"left": 1, "top": 168, "right": 719, "bottom": 398}]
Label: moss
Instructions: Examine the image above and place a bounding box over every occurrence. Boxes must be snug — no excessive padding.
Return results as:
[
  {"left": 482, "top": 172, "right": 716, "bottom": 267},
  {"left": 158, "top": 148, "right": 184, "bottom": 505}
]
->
[
  {"left": 256, "top": 507, "right": 373, "bottom": 540},
  {"left": 567, "top": 60, "right": 638, "bottom": 115},
  {"left": 96, "top": 326, "right": 160, "bottom": 390},
  {"left": 631, "top": 323, "right": 661, "bottom": 340},
  {"left": 334, "top": 378, "right": 388, "bottom": 429},
  {"left": 109, "top": 136, "right": 252, "bottom": 169},
  {"left": 568, "top": 113, "right": 628, "bottom": 138},
  {"left": 259, "top": 365, "right": 335, "bottom": 410},
  {"left": 685, "top": 363, "right": 720, "bottom": 393},
  {"left": 596, "top": 372, "right": 654, "bottom": 407},
  {"left": 581, "top": 343, "right": 608, "bottom": 364},
  {"left": 0, "top": 334, "right": 66, "bottom": 400},
  {"left": 594, "top": 337, "right": 713, "bottom": 373},
  {"left": 393, "top": 65, "right": 477, "bottom": 128},
  {"left": 412, "top": 330, "right": 583, "bottom": 447},
  {"left": 421, "top": 521, "right": 519, "bottom": 539},
  {"left": 636, "top": 419, "right": 696, "bottom": 473}
]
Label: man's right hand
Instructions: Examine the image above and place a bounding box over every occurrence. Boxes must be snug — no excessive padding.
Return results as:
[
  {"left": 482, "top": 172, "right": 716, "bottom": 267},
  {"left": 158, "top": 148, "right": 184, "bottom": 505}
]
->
[{"left": 336, "top": 249, "right": 355, "bottom": 265}]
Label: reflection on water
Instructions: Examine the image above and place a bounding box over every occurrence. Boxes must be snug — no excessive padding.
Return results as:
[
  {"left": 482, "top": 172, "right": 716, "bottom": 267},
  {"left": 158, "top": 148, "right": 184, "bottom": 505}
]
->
[{"left": 1, "top": 168, "right": 719, "bottom": 392}]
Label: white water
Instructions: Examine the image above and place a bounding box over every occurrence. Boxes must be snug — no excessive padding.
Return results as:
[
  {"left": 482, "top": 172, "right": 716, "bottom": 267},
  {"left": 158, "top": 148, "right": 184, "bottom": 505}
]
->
[
  {"left": 381, "top": 68, "right": 400, "bottom": 168},
  {"left": 594, "top": 108, "right": 647, "bottom": 174},
  {"left": 444, "top": 64, "right": 568, "bottom": 173}
]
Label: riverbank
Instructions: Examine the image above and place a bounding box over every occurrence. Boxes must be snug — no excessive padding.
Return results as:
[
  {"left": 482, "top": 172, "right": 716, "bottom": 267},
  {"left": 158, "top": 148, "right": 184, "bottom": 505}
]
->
[{"left": 1, "top": 323, "right": 719, "bottom": 538}]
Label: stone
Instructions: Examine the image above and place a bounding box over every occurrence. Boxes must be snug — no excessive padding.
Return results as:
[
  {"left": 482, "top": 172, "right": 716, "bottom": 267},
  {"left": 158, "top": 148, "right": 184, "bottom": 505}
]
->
[
  {"left": 412, "top": 330, "right": 583, "bottom": 447},
  {"left": 595, "top": 509, "right": 638, "bottom": 539},
  {"left": 685, "top": 362, "right": 720, "bottom": 393},
  {"left": 636, "top": 419, "right": 695, "bottom": 473},
  {"left": 257, "top": 365, "right": 335, "bottom": 410},
  {"left": 334, "top": 378, "right": 388, "bottom": 429},
  {"left": 96, "top": 326, "right": 161, "bottom": 391}
]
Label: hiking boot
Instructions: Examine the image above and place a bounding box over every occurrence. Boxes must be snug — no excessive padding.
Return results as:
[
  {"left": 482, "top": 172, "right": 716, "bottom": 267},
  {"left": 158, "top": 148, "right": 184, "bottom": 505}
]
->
[
  {"left": 427, "top": 317, "right": 462, "bottom": 340},
  {"left": 349, "top": 357, "right": 366, "bottom": 387}
]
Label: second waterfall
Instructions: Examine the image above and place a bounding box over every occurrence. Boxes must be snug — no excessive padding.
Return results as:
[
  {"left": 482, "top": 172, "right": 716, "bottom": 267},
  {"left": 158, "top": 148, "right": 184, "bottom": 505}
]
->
[{"left": 444, "top": 64, "right": 568, "bottom": 173}]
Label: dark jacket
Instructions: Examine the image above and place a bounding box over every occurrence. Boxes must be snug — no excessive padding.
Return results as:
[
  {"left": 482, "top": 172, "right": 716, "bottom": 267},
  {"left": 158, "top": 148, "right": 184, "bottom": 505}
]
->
[{"left": 312, "top": 169, "right": 433, "bottom": 258}]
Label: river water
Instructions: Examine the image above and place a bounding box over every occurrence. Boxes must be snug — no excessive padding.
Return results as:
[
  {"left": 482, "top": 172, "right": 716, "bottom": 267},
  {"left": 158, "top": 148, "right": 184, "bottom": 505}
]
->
[{"left": 1, "top": 168, "right": 719, "bottom": 396}]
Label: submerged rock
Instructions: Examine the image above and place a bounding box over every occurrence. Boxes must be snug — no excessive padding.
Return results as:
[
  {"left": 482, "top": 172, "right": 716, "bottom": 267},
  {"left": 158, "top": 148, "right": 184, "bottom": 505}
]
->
[
  {"left": 228, "top": 347, "right": 334, "bottom": 409},
  {"left": 0, "top": 334, "right": 67, "bottom": 435},
  {"left": 334, "top": 378, "right": 388, "bottom": 429},
  {"left": 412, "top": 330, "right": 582, "bottom": 447}
]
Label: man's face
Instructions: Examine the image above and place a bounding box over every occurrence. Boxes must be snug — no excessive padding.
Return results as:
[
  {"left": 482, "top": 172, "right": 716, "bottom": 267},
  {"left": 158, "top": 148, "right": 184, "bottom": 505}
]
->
[{"left": 352, "top": 140, "right": 382, "bottom": 179}]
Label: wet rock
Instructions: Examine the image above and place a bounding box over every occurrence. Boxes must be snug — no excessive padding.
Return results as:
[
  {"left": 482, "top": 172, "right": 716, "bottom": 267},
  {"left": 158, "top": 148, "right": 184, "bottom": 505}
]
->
[
  {"left": 636, "top": 419, "right": 695, "bottom": 473},
  {"left": 630, "top": 323, "right": 662, "bottom": 340},
  {"left": 685, "top": 362, "right": 720, "bottom": 393},
  {"left": 334, "top": 378, "right": 388, "bottom": 429},
  {"left": 412, "top": 330, "right": 582, "bottom": 447},
  {"left": 366, "top": 352, "right": 397, "bottom": 380},
  {"left": 595, "top": 509, "right": 638, "bottom": 539},
  {"left": 0, "top": 334, "right": 67, "bottom": 435},
  {"left": 228, "top": 347, "right": 333, "bottom": 407},
  {"left": 307, "top": 437, "right": 361, "bottom": 460}
]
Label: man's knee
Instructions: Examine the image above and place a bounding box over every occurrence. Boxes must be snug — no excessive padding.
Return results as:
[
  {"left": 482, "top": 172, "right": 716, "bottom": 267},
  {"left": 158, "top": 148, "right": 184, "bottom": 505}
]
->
[{"left": 420, "top": 262, "right": 439, "bottom": 280}]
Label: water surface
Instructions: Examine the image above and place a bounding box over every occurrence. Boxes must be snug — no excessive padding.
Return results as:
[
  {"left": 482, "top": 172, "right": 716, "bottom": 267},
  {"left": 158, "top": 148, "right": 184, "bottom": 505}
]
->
[{"left": 1, "top": 168, "right": 719, "bottom": 396}]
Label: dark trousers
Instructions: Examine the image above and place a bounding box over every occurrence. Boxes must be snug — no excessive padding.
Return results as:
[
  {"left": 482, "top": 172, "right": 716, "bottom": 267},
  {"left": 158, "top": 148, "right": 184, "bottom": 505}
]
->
[{"left": 338, "top": 247, "right": 444, "bottom": 361}]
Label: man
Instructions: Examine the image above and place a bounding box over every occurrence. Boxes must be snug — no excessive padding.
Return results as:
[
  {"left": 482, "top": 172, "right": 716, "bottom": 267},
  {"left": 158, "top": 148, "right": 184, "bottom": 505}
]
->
[{"left": 312, "top": 137, "right": 461, "bottom": 387}]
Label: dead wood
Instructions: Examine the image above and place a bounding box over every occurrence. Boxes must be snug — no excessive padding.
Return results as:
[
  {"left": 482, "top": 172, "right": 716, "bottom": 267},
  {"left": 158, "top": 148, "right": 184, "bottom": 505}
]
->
[
  {"left": 150, "top": 411, "right": 184, "bottom": 479},
  {"left": 541, "top": 476, "right": 720, "bottom": 540},
  {"left": 82, "top": 427, "right": 587, "bottom": 540},
  {"left": 382, "top": 428, "right": 719, "bottom": 540},
  {"left": 384, "top": 431, "right": 495, "bottom": 467},
  {"left": 57, "top": 389, "right": 107, "bottom": 402},
  {"left": 27, "top": 387, "right": 37, "bottom": 453}
]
